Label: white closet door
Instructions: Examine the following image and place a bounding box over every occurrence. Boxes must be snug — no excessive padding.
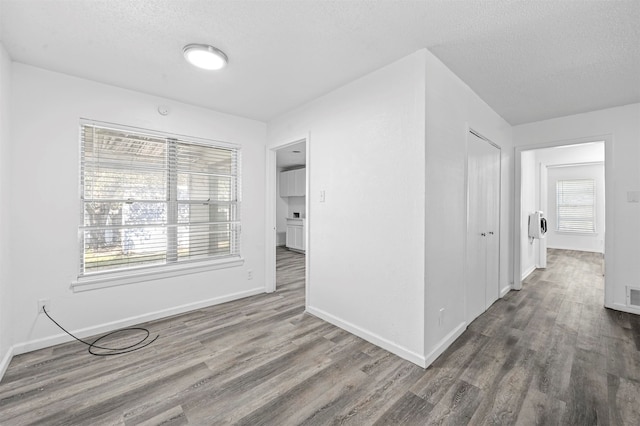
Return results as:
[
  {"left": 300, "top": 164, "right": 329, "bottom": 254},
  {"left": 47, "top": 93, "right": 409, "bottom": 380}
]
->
[
  {"left": 466, "top": 132, "right": 501, "bottom": 323},
  {"left": 466, "top": 134, "right": 488, "bottom": 322}
]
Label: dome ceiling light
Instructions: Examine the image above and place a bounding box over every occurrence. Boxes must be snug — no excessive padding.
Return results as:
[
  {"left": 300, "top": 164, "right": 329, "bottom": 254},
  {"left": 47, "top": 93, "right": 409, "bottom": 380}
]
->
[{"left": 183, "top": 44, "right": 228, "bottom": 70}]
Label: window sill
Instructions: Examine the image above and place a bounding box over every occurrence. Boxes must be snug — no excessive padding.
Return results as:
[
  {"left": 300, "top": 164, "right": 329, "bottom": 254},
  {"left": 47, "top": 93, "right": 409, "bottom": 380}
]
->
[
  {"left": 71, "top": 256, "right": 244, "bottom": 292},
  {"left": 556, "top": 231, "right": 598, "bottom": 235}
]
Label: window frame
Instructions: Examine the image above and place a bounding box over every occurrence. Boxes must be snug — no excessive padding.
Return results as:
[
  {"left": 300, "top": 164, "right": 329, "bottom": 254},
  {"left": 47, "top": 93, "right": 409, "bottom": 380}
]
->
[
  {"left": 73, "top": 119, "right": 243, "bottom": 291},
  {"left": 555, "top": 178, "right": 596, "bottom": 234}
]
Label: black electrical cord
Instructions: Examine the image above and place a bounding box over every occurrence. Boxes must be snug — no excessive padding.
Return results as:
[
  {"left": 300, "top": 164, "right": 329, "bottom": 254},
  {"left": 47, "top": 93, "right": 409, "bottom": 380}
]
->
[{"left": 42, "top": 306, "right": 159, "bottom": 356}]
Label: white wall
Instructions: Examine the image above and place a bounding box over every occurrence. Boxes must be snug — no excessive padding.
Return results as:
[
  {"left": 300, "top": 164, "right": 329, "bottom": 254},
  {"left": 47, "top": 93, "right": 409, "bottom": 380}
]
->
[
  {"left": 547, "top": 164, "right": 605, "bottom": 252},
  {"left": 268, "top": 49, "right": 513, "bottom": 367},
  {"left": 423, "top": 50, "right": 513, "bottom": 362},
  {"left": 513, "top": 103, "right": 640, "bottom": 314},
  {"left": 287, "top": 196, "right": 305, "bottom": 218},
  {"left": 269, "top": 51, "right": 427, "bottom": 365},
  {"left": 520, "top": 150, "right": 538, "bottom": 278},
  {"left": 275, "top": 167, "right": 288, "bottom": 245},
  {"left": 8, "top": 63, "right": 267, "bottom": 355},
  {"left": 0, "top": 43, "right": 12, "bottom": 375}
]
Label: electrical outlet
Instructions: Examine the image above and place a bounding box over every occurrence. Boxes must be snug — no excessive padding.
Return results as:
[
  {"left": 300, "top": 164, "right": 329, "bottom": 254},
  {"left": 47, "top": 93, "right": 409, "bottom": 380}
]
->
[
  {"left": 247, "top": 269, "right": 253, "bottom": 280},
  {"left": 37, "top": 299, "right": 51, "bottom": 314}
]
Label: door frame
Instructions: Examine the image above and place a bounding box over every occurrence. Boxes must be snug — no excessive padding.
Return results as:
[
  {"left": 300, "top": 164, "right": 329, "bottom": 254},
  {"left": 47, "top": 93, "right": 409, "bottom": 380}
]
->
[
  {"left": 538, "top": 162, "right": 548, "bottom": 269},
  {"left": 513, "top": 134, "right": 612, "bottom": 308},
  {"left": 265, "top": 134, "right": 310, "bottom": 301}
]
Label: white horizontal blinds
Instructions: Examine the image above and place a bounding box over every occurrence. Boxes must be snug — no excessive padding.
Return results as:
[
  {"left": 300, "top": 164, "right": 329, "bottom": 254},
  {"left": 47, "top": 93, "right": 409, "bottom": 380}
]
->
[
  {"left": 81, "top": 126, "right": 168, "bottom": 274},
  {"left": 80, "top": 123, "right": 240, "bottom": 276},
  {"left": 556, "top": 179, "right": 596, "bottom": 233},
  {"left": 174, "top": 141, "right": 240, "bottom": 262}
]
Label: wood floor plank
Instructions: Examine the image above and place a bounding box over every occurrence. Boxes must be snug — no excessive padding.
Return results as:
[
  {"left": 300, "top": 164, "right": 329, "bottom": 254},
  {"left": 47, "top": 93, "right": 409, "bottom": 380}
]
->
[
  {"left": 409, "top": 330, "right": 488, "bottom": 405},
  {"left": 1, "top": 247, "right": 637, "bottom": 425},
  {"left": 515, "top": 386, "right": 566, "bottom": 426},
  {"left": 562, "top": 347, "right": 609, "bottom": 425},
  {"left": 421, "top": 379, "right": 483, "bottom": 425},
  {"left": 531, "top": 324, "right": 576, "bottom": 401},
  {"left": 234, "top": 340, "right": 374, "bottom": 425},
  {"left": 607, "top": 373, "right": 640, "bottom": 425},
  {"left": 468, "top": 345, "right": 537, "bottom": 425},
  {"left": 372, "top": 391, "right": 434, "bottom": 425},
  {"left": 604, "top": 335, "right": 640, "bottom": 382},
  {"left": 131, "top": 405, "right": 188, "bottom": 426},
  {"left": 323, "top": 358, "right": 425, "bottom": 426}
]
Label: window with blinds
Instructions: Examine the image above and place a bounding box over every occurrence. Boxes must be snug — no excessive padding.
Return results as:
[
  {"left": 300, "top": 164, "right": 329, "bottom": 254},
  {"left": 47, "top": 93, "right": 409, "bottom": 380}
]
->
[
  {"left": 80, "top": 122, "right": 241, "bottom": 276},
  {"left": 556, "top": 179, "right": 595, "bottom": 233}
]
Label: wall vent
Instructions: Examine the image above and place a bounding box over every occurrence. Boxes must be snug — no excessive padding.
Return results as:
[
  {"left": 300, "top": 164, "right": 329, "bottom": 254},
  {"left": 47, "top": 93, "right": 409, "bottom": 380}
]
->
[{"left": 627, "top": 287, "right": 640, "bottom": 308}]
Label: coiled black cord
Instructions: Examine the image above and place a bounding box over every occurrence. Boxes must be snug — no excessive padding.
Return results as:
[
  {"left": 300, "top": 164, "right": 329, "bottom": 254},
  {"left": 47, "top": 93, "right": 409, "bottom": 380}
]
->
[{"left": 43, "top": 307, "right": 159, "bottom": 356}]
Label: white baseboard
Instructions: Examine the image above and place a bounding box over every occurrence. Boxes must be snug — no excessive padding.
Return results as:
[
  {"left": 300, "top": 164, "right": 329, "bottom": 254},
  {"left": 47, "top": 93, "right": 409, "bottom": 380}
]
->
[
  {"left": 0, "top": 345, "right": 15, "bottom": 382},
  {"left": 306, "top": 306, "right": 427, "bottom": 368},
  {"left": 423, "top": 321, "right": 467, "bottom": 367},
  {"left": 521, "top": 265, "right": 536, "bottom": 281},
  {"left": 606, "top": 302, "right": 640, "bottom": 316},
  {"left": 12, "top": 287, "right": 265, "bottom": 357},
  {"left": 500, "top": 285, "right": 512, "bottom": 298}
]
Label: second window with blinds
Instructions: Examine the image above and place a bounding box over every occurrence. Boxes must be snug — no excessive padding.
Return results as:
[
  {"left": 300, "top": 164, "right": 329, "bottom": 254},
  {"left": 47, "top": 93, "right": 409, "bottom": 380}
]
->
[
  {"left": 556, "top": 178, "right": 596, "bottom": 233},
  {"left": 78, "top": 121, "right": 241, "bottom": 280}
]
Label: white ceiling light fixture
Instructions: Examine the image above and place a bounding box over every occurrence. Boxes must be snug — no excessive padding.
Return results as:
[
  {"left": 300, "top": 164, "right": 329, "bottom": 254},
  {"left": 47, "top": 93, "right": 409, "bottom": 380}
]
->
[{"left": 183, "top": 44, "right": 228, "bottom": 70}]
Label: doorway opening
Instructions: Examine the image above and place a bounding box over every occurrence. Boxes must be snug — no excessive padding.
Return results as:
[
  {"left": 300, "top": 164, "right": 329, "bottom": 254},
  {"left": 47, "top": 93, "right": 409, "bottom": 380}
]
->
[
  {"left": 514, "top": 139, "right": 607, "bottom": 302},
  {"left": 265, "top": 137, "right": 309, "bottom": 300}
]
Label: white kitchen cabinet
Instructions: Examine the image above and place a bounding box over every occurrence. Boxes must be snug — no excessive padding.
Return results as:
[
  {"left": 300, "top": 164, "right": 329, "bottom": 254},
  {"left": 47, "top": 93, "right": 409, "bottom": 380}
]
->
[
  {"left": 293, "top": 168, "right": 305, "bottom": 196},
  {"left": 285, "top": 218, "right": 305, "bottom": 252},
  {"left": 287, "top": 170, "right": 296, "bottom": 196},
  {"left": 279, "top": 168, "right": 306, "bottom": 197},
  {"left": 279, "top": 170, "right": 288, "bottom": 197}
]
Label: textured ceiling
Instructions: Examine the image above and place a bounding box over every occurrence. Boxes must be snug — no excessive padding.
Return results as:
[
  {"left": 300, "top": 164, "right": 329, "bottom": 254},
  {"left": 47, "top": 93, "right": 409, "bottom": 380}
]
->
[{"left": 0, "top": 0, "right": 638, "bottom": 124}]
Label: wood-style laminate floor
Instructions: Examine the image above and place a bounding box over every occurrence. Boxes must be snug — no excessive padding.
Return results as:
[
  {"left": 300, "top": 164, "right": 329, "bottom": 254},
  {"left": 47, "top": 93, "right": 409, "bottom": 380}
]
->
[{"left": 1, "top": 248, "right": 639, "bottom": 425}]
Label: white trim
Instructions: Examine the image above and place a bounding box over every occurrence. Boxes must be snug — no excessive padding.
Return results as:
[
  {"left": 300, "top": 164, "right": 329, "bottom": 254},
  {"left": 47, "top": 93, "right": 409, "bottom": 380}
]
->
[
  {"left": 521, "top": 264, "right": 536, "bottom": 281},
  {"left": 265, "top": 146, "right": 277, "bottom": 293},
  {"left": 12, "top": 287, "right": 264, "bottom": 356},
  {"left": 546, "top": 244, "right": 603, "bottom": 254},
  {"left": 306, "top": 305, "right": 427, "bottom": 368},
  {"left": 463, "top": 124, "right": 470, "bottom": 333},
  {"left": 554, "top": 231, "right": 598, "bottom": 236},
  {"left": 79, "top": 118, "right": 242, "bottom": 150},
  {"left": 546, "top": 161, "right": 605, "bottom": 169},
  {"left": 538, "top": 162, "right": 548, "bottom": 269},
  {"left": 607, "top": 302, "right": 640, "bottom": 316},
  {"left": 72, "top": 257, "right": 244, "bottom": 292},
  {"left": 0, "top": 345, "right": 14, "bottom": 382},
  {"left": 304, "top": 138, "right": 310, "bottom": 309},
  {"left": 265, "top": 134, "right": 310, "bottom": 302},
  {"left": 423, "top": 321, "right": 467, "bottom": 368},
  {"left": 500, "top": 285, "right": 512, "bottom": 298}
]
